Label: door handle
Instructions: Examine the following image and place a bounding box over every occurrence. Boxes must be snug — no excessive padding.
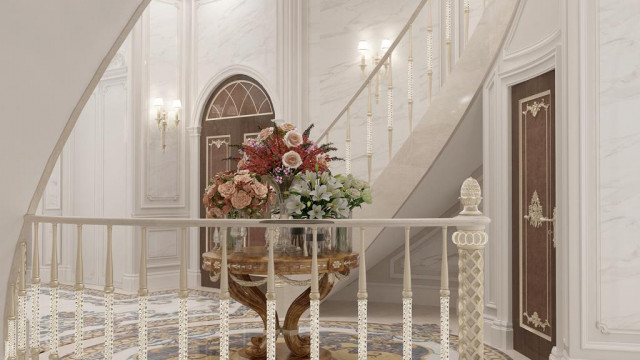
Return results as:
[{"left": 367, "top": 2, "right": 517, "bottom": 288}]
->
[{"left": 523, "top": 190, "right": 557, "bottom": 248}]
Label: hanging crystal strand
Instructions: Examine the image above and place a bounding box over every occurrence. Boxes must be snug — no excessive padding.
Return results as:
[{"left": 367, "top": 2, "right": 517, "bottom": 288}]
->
[
  {"left": 345, "top": 107, "right": 352, "bottom": 175},
  {"left": 407, "top": 25, "right": 414, "bottom": 131},
  {"left": 426, "top": 0, "right": 433, "bottom": 103},
  {"left": 138, "top": 227, "right": 149, "bottom": 360},
  {"left": 30, "top": 222, "right": 40, "bottom": 360},
  {"left": 104, "top": 225, "right": 115, "bottom": 359},
  {"left": 219, "top": 227, "right": 230, "bottom": 360},
  {"left": 440, "top": 226, "right": 450, "bottom": 360},
  {"left": 464, "top": 0, "right": 470, "bottom": 44},
  {"left": 178, "top": 227, "right": 189, "bottom": 360},
  {"left": 357, "top": 227, "right": 367, "bottom": 360},
  {"left": 73, "top": 225, "right": 84, "bottom": 359},
  {"left": 266, "top": 227, "right": 276, "bottom": 360},
  {"left": 17, "top": 241, "right": 27, "bottom": 359},
  {"left": 402, "top": 227, "right": 412, "bottom": 360},
  {"left": 310, "top": 227, "right": 320, "bottom": 360},
  {"left": 445, "top": 0, "right": 452, "bottom": 74},
  {"left": 366, "top": 80, "right": 373, "bottom": 183},
  {"left": 387, "top": 54, "right": 394, "bottom": 159},
  {"left": 49, "top": 223, "right": 59, "bottom": 360},
  {"left": 7, "top": 282, "right": 17, "bottom": 360}
]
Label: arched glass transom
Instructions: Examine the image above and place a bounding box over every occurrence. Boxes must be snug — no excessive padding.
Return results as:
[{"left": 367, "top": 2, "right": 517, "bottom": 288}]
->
[{"left": 205, "top": 80, "right": 274, "bottom": 120}]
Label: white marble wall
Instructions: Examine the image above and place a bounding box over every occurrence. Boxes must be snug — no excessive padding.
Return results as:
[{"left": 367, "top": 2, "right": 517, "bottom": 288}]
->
[
  {"left": 196, "top": 0, "right": 277, "bottom": 100},
  {"left": 598, "top": 0, "right": 640, "bottom": 333}
]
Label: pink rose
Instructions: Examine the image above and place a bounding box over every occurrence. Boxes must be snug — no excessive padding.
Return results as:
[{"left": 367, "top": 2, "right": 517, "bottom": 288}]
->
[
  {"left": 252, "top": 181, "right": 269, "bottom": 199},
  {"left": 231, "top": 190, "right": 252, "bottom": 209},
  {"left": 279, "top": 123, "right": 296, "bottom": 131},
  {"left": 212, "top": 208, "right": 224, "bottom": 218},
  {"left": 203, "top": 194, "right": 210, "bottom": 206},
  {"left": 206, "top": 185, "right": 216, "bottom": 196},
  {"left": 234, "top": 173, "right": 252, "bottom": 184},
  {"left": 222, "top": 205, "right": 232, "bottom": 214},
  {"left": 282, "top": 150, "right": 303, "bottom": 169},
  {"left": 218, "top": 181, "right": 236, "bottom": 198},
  {"left": 283, "top": 130, "right": 303, "bottom": 148},
  {"left": 257, "top": 127, "right": 274, "bottom": 141}
]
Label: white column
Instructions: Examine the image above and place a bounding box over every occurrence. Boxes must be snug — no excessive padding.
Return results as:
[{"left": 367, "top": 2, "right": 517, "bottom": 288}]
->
[
  {"left": 452, "top": 178, "right": 487, "bottom": 360},
  {"left": 310, "top": 227, "right": 320, "bottom": 360},
  {"left": 104, "top": 226, "right": 114, "bottom": 359},
  {"left": 73, "top": 225, "right": 84, "bottom": 359},
  {"left": 30, "top": 223, "right": 40, "bottom": 360},
  {"left": 49, "top": 223, "right": 59, "bottom": 360},
  {"left": 138, "top": 227, "right": 148, "bottom": 360},
  {"left": 219, "top": 227, "right": 230, "bottom": 360},
  {"left": 178, "top": 227, "right": 189, "bottom": 360},
  {"left": 357, "top": 227, "right": 367, "bottom": 360},
  {"left": 402, "top": 227, "right": 412, "bottom": 360}
]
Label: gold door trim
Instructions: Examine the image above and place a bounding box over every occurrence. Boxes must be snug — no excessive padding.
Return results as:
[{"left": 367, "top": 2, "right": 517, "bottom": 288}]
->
[{"left": 518, "top": 90, "right": 553, "bottom": 342}]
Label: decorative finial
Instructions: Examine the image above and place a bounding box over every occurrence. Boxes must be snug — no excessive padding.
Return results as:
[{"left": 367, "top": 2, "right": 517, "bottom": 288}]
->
[{"left": 459, "top": 177, "right": 482, "bottom": 215}]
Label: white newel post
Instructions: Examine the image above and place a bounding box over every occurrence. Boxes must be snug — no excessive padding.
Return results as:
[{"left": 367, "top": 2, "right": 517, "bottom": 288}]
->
[{"left": 452, "top": 178, "right": 487, "bottom": 360}]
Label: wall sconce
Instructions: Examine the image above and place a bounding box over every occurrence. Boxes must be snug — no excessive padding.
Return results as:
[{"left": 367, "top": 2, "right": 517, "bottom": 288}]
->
[
  {"left": 153, "top": 98, "right": 182, "bottom": 151},
  {"left": 357, "top": 39, "right": 391, "bottom": 103}
]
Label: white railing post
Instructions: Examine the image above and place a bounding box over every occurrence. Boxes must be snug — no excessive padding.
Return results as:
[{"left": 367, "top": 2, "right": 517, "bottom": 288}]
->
[
  {"left": 104, "top": 225, "right": 114, "bottom": 359},
  {"left": 402, "top": 227, "right": 412, "bottom": 360},
  {"left": 366, "top": 81, "right": 373, "bottom": 183},
  {"left": 310, "top": 226, "right": 320, "bottom": 360},
  {"left": 445, "top": 0, "right": 452, "bottom": 74},
  {"left": 74, "top": 225, "right": 84, "bottom": 359},
  {"left": 345, "top": 107, "right": 352, "bottom": 175},
  {"left": 138, "top": 227, "right": 148, "bottom": 360},
  {"left": 49, "top": 223, "right": 59, "bottom": 360},
  {"left": 387, "top": 53, "right": 394, "bottom": 159},
  {"left": 17, "top": 241, "right": 27, "bottom": 359},
  {"left": 219, "top": 227, "right": 230, "bottom": 360},
  {"left": 266, "top": 227, "right": 277, "bottom": 360},
  {"left": 440, "top": 226, "right": 450, "bottom": 360},
  {"left": 178, "top": 227, "right": 188, "bottom": 360},
  {"left": 30, "top": 222, "right": 40, "bottom": 360},
  {"left": 464, "top": 0, "right": 470, "bottom": 44},
  {"left": 357, "top": 227, "right": 367, "bottom": 360},
  {"left": 452, "top": 178, "right": 487, "bottom": 360},
  {"left": 407, "top": 24, "right": 414, "bottom": 131}
]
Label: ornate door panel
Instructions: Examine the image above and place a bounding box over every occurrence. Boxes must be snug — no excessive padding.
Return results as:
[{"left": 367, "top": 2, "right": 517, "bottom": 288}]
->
[
  {"left": 512, "top": 70, "right": 556, "bottom": 360},
  {"left": 199, "top": 74, "right": 275, "bottom": 287}
]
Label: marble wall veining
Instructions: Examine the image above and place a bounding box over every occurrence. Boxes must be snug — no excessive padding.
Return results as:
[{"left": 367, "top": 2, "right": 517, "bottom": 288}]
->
[
  {"left": 197, "top": 0, "right": 277, "bottom": 102},
  {"left": 599, "top": 0, "right": 640, "bottom": 333}
]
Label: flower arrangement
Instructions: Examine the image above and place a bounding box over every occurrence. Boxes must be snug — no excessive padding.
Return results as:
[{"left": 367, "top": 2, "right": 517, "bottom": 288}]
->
[
  {"left": 236, "top": 123, "right": 338, "bottom": 189},
  {"left": 336, "top": 173, "right": 373, "bottom": 210},
  {"left": 285, "top": 171, "right": 357, "bottom": 219},
  {"left": 202, "top": 170, "right": 274, "bottom": 219}
]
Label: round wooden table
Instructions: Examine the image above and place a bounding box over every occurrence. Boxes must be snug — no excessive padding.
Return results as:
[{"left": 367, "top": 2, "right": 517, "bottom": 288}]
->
[{"left": 202, "top": 247, "right": 358, "bottom": 359}]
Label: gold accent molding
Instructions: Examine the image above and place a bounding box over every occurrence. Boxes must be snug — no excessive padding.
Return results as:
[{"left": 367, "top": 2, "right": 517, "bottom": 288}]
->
[
  {"left": 523, "top": 311, "right": 551, "bottom": 331},
  {"left": 522, "top": 99, "right": 549, "bottom": 118}
]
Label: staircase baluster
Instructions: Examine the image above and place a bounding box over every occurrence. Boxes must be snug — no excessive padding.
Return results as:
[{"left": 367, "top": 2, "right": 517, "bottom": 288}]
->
[
  {"left": 427, "top": 0, "right": 433, "bottom": 103},
  {"left": 219, "top": 227, "right": 230, "bottom": 360},
  {"left": 178, "top": 227, "right": 188, "bottom": 360},
  {"left": 408, "top": 25, "right": 414, "bottom": 131},
  {"left": 464, "top": 0, "right": 470, "bottom": 44},
  {"left": 445, "top": 0, "right": 452, "bottom": 74},
  {"left": 138, "top": 227, "right": 148, "bottom": 360},
  {"left": 266, "top": 227, "right": 277, "bottom": 360},
  {"left": 387, "top": 53, "right": 394, "bottom": 159},
  {"left": 310, "top": 226, "right": 320, "bottom": 360},
  {"left": 346, "top": 107, "right": 352, "bottom": 175},
  {"left": 402, "top": 227, "right": 412, "bottom": 360},
  {"left": 357, "top": 227, "right": 367, "bottom": 360},
  {"left": 104, "top": 225, "right": 114, "bottom": 359},
  {"left": 17, "top": 241, "right": 27, "bottom": 359},
  {"left": 366, "top": 81, "right": 373, "bottom": 183},
  {"left": 440, "top": 226, "right": 450, "bottom": 360},
  {"left": 7, "top": 282, "right": 17, "bottom": 360},
  {"left": 74, "top": 225, "right": 84, "bottom": 359},
  {"left": 30, "top": 222, "right": 40, "bottom": 360},
  {"left": 49, "top": 223, "right": 59, "bottom": 360}
]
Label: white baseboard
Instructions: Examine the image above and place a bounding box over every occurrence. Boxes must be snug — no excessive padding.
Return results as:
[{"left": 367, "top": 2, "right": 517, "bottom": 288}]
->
[{"left": 484, "top": 314, "right": 513, "bottom": 350}]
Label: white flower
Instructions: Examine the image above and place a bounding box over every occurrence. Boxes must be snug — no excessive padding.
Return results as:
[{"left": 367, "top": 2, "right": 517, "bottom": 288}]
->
[
  {"left": 331, "top": 198, "right": 350, "bottom": 218},
  {"left": 283, "top": 130, "right": 303, "bottom": 148},
  {"left": 282, "top": 151, "right": 303, "bottom": 169},
  {"left": 310, "top": 184, "right": 332, "bottom": 202},
  {"left": 346, "top": 188, "right": 361, "bottom": 199},
  {"left": 285, "top": 195, "right": 305, "bottom": 215},
  {"left": 308, "top": 205, "right": 326, "bottom": 219}
]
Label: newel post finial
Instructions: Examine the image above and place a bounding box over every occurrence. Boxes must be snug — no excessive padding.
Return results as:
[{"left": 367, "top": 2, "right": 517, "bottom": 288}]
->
[{"left": 459, "top": 177, "right": 483, "bottom": 215}]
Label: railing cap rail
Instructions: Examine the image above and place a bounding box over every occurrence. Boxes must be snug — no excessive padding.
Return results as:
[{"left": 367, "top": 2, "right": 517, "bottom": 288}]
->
[{"left": 24, "top": 214, "right": 489, "bottom": 228}]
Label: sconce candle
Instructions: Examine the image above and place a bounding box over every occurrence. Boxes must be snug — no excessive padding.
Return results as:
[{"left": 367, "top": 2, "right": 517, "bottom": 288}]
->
[{"left": 153, "top": 97, "right": 182, "bottom": 151}]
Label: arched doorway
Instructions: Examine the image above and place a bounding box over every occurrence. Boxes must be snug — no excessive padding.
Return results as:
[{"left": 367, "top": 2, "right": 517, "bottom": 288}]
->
[{"left": 199, "top": 74, "right": 275, "bottom": 287}]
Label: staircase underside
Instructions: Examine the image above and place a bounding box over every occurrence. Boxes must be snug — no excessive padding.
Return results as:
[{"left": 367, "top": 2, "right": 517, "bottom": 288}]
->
[{"left": 332, "top": 0, "right": 520, "bottom": 296}]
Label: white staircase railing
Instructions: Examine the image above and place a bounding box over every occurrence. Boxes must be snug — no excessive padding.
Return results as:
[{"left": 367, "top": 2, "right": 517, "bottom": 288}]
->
[
  {"left": 5, "top": 177, "right": 489, "bottom": 360},
  {"left": 319, "top": 0, "right": 488, "bottom": 183}
]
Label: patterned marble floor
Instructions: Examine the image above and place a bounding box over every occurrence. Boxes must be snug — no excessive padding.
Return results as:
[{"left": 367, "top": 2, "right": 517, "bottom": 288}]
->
[{"left": 30, "top": 286, "right": 512, "bottom": 359}]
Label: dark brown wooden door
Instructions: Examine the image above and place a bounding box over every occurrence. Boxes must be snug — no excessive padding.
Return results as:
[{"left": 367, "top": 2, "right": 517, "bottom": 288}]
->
[
  {"left": 199, "top": 74, "right": 275, "bottom": 287},
  {"left": 512, "top": 70, "right": 556, "bottom": 360}
]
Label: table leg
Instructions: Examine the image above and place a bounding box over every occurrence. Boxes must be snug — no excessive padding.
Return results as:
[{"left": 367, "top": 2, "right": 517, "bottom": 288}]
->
[{"left": 228, "top": 274, "right": 280, "bottom": 358}]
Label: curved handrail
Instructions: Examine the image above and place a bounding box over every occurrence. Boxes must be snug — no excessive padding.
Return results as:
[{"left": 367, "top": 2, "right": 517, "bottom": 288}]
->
[{"left": 317, "top": 0, "right": 430, "bottom": 141}]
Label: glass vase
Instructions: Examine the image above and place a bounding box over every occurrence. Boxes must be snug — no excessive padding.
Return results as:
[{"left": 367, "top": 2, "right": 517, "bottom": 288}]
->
[
  {"left": 335, "top": 211, "right": 353, "bottom": 253},
  {"left": 305, "top": 227, "right": 332, "bottom": 256}
]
